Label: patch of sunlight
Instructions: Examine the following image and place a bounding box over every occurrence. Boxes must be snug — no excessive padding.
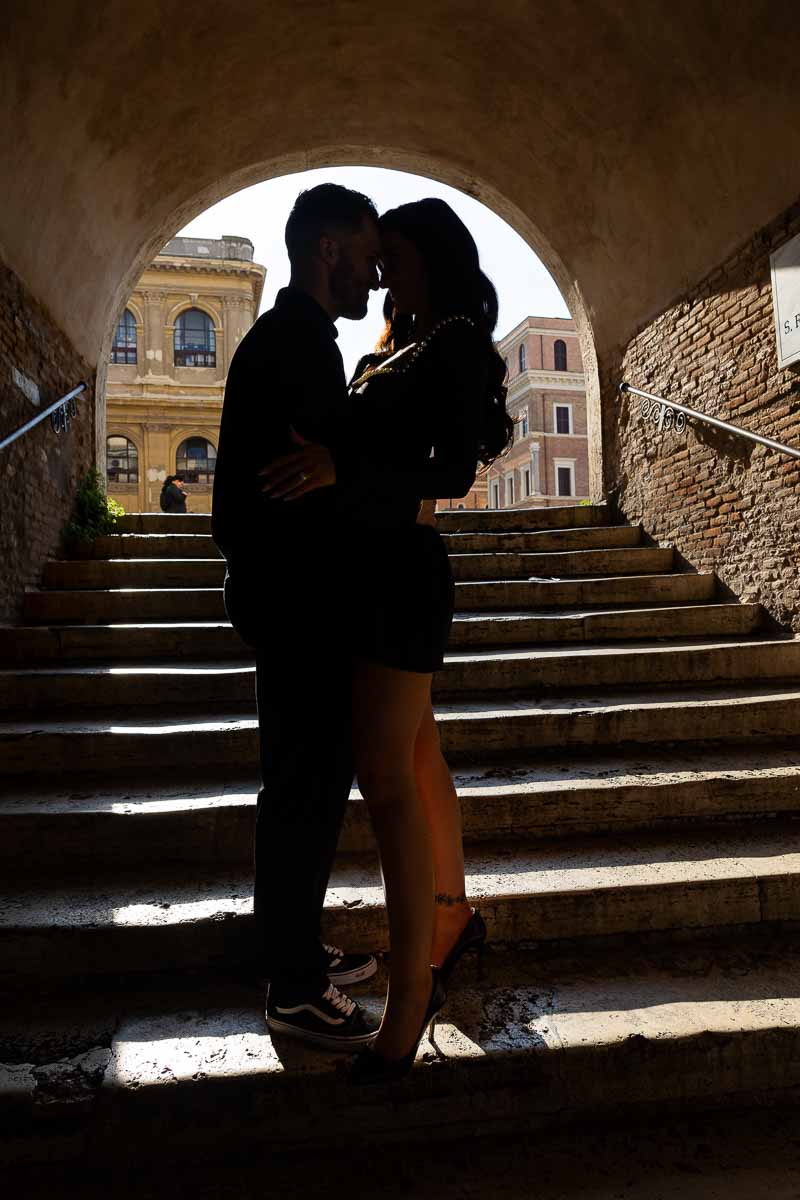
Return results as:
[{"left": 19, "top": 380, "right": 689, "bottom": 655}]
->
[
  {"left": 548, "top": 994, "right": 800, "bottom": 1046},
  {"left": 109, "top": 1028, "right": 283, "bottom": 1086},
  {"left": 111, "top": 895, "right": 249, "bottom": 925},
  {"left": 108, "top": 791, "right": 255, "bottom": 814},
  {"left": 431, "top": 1021, "right": 487, "bottom": 1060},
  {"left": 116, "top": 588, "right": 219, "bottom": 593},
  {"left": 108, "top": 719, "right": 255, "bottom": 733},
  {"left": 107, "top": 665, "right": 252, "bottom": 676},
  {"left": 105, "top": 622, "right": 227, "bottom": 630}
]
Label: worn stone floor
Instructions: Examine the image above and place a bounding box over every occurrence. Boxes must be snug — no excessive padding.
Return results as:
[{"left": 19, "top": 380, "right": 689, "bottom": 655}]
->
[{"left": 7, "top": 1102, "right": 800, "bottom": 1199}]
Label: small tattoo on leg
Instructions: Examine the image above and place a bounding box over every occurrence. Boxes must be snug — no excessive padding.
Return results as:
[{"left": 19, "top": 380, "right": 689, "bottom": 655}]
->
[{"left": 434, "top": 891, "right": 467, "bottom": 907}]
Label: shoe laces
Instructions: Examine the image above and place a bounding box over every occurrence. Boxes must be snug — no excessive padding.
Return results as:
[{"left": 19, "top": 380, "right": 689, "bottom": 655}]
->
[
  {"left": 323, "top": 982, "right": 356, "bottom": 1017},
  {"left": 323, "top": 942, "right": 344, "bottom": 961}
]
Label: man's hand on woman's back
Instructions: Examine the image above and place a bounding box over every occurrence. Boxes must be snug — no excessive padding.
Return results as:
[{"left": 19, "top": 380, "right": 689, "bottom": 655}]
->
[{"left": 259, "top": 426, "right": 337, "bottom": 501}]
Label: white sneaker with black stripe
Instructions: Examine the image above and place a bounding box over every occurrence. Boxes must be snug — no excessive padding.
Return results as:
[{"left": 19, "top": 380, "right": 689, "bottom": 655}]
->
[
  {"left": 266, "top": 981, "right": 379, "bottom": 1051},
  {"left": 322, "top": 942, "right": 377, "bottom": 986}
]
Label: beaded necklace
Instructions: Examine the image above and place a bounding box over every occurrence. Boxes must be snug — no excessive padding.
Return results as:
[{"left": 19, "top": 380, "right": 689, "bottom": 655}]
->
[{"left": 349, "top": 313, "right": 476, "bottom": 392}]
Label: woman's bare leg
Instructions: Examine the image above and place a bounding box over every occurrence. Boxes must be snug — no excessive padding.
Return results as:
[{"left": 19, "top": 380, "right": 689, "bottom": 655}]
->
[
  {"left": 414, "top": 700, "right": 472, "bottom": 965},
  {"left": 353, "top": 658, "right": 436, "bottom": 1059}
]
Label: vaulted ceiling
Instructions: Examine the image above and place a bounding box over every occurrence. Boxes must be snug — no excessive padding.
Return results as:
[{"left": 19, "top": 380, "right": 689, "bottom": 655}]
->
[{"left": 2, "top": 0, "right": 797, "bottom": 368}]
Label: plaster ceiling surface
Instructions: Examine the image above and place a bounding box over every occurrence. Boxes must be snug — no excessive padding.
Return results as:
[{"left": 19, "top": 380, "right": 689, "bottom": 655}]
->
[{"left": 2, "top": 0, "right": 799, "bottom": 364}]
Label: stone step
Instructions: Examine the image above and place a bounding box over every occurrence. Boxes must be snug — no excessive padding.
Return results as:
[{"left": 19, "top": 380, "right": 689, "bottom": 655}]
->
[
  {"left": 20, "top": 573, "right": 718, "bottom": 626},
  {"left": 37, "top": 546, "right": 674, "bottom": 592},
  {"left": 0, "top": 603, "right": 764, "bottom": 664},
  {"left": 7, "top": 935, "right": 800, "bottom": 1169},
  {"left": 442, "top": 525, "right": 640, "bottom": 553},
  {"left": 22, "top": 588, "right": 225, "bottom": 624},
  {"left": 2, "top": 747, "right": 798, "bottom": 867},
  {"left": 454, "top": 571, "right": 716, "bottom": 610},
  {"left": 450, "top": 546, "right": 673, "bottom": 581},
  {"left": 2, "top": 684, "right": 799, "bottom": 776},
  {"left": 21, "top": 572, "right": 718, "bottom": 624},
  {"left": 2, "top": 638, "right": 796, "bottom": 715},
  {"left": 88, "top": 534, "right": 224, "bottom": 560},
  {"left": 9, "top": 636, "right": 800, "bottom": 714},
  {"left": 115, "top": 513, "right": 212, "bottom": 535},
  {"left": 3, "top": 823, "right": 800, "bottom": 982},
  {"left": 113, "top": 503, "right": 609, "bottom": 537},
  {"left": 89, "top": 524, "right": 638, "bottom": 561},
  {"left": 3, "top": 935, "right": 800, "bottom": 1170}
]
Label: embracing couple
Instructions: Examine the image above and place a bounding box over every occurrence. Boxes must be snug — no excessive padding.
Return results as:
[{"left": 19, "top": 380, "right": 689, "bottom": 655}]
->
[{"left": 211, "top": 183, "right": 511, "bottom": 1084}]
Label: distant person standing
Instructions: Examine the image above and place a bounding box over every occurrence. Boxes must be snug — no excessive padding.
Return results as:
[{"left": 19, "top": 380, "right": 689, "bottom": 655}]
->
[{"left": 160, "top": 475, "right": 187, "bottom": 513}]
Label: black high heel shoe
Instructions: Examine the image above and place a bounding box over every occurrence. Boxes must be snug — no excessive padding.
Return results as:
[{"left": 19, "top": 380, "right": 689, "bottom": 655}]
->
[
  {"left": 348, "top": 968, "right": 447, "bottom": 1086},
  {"left": 439, "top": 908, "right": 487, "bottom": 987}
]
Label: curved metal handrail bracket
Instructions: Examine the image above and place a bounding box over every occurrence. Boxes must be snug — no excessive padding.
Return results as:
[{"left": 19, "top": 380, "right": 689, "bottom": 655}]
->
[
  {"left": 619, "top": 382, "right": 800, "bottom": 461},
  {"left": 0, "top": 382, "right": 88, "bottom": 452}
]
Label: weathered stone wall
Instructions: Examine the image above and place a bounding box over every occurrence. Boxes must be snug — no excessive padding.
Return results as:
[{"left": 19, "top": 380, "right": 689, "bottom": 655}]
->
[
  {"left": 0, "top": 258, "right": 95, "bottom": 623},
  {"left": 607, "top": 199, "right": 800, "bottom": 631}
]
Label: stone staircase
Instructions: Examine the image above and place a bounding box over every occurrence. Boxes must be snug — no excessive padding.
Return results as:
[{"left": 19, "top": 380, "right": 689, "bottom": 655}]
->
[{"left": 2, "top": 503, "right": 800, "bottom": 1169}]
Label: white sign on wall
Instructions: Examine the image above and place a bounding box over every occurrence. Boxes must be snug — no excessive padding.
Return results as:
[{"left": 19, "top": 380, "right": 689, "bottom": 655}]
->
[{"left": 770, "top": 231, "right": 800, "bottom": 369}]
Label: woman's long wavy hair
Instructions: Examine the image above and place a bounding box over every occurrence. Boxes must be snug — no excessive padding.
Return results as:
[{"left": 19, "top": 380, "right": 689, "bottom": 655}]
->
[{"left": 377, "top": 198, "right": 513, "bottom": 465}]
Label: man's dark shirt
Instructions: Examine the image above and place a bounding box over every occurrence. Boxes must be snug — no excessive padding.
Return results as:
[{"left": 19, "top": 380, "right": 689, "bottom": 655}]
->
[{"left": 212, "top": 286, "right": 349, "bottom": 566}]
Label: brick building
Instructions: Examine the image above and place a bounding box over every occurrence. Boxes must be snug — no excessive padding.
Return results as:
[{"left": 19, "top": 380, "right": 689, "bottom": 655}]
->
[
  {"left": 105, "top": 236, "right": 266, "bottom": 514},
  {"left": 486, "top": 315, "right": 589, "bottom": 509}
]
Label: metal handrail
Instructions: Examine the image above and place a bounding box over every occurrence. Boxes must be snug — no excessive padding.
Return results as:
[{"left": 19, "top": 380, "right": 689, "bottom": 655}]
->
[
  {"left": 619, "top": 382, "right": 800, "bottom": 461},
  {"left": 0, "top": 382, "right": 88, "bottom": 452}
]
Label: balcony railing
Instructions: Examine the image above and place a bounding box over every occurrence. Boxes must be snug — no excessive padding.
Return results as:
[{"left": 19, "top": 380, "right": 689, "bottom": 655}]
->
[{"left": 174, "top": 349, "right": 216, "bottom": 368}]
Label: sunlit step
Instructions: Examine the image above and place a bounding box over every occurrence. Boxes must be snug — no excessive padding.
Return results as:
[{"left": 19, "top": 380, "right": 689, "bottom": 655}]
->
[
  {"left": 2, "top": 745, "right": 799, "bottom": 866},
  {"left": 2, "top": 685, "right": 800, "bottom": 775}
]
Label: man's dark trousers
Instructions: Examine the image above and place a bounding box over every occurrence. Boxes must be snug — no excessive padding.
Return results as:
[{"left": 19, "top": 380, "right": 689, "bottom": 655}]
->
[{"left": 225, "top": 542, "right": 353, "bottom": 997}]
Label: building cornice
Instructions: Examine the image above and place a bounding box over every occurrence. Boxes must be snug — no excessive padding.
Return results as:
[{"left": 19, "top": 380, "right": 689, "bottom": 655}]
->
[
  {"left": 508, "top": 369, "right": 585, "bottom": 396},
  {"left": 147, "top": 258, "right": 265, "bottom": 283}
]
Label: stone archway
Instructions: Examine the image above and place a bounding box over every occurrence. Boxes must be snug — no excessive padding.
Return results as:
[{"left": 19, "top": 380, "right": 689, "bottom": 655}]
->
[{"left": 96, "top": 148, "right": 602, "bottom": 504}]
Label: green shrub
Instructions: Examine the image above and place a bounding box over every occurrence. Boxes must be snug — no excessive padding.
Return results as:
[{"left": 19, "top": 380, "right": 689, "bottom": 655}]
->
[{"left": 63, "top": 469, "right": 125, "bottom": 547}]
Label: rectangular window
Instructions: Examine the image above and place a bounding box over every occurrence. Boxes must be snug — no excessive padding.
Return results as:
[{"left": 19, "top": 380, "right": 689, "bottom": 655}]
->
[
  {"left": 522, "top": 466, "right": 531, "bottom": 497},
  {"left": 505, "top": 474, "right": 515, "bottom": 506},
  {"left": 555, "top": 463, "right": 575, "bottom": 497},
  {"left": 521, "top": 414, "right": 529, "bottom": 437},
  {"left": 554, "top": 405, "right": 572, "bottom": 435},
  {"left": 491, "top": 480, "right": 501, "bottom": 509}
]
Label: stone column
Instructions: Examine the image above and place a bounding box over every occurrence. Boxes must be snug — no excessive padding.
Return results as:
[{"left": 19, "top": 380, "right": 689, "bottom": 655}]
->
[
  {"left": 223, "top": 294, "right": 250, "bottom": 375},
  {"left": 144, "top": 423, "right": 171, "bottom": 511},
  {"left": 142, "top": 289, "right": 166, "bottom": 375}
]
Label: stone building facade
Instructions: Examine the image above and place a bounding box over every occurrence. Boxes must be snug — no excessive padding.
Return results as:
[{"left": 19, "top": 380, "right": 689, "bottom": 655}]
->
[
  {"left": 105, "top": 236, "right": 265, "bottom": 514},
  {"left": 486, "top": 316, "right": 588, "bottom": 509}
]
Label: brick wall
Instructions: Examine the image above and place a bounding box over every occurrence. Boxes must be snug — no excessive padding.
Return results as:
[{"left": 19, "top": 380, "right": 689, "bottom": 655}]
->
[
  {"left": 606, "top": 199, "right": 800, "bottom": 631},
  {"left": 0, "top": 258, "right": 95, "bottom": 623}
]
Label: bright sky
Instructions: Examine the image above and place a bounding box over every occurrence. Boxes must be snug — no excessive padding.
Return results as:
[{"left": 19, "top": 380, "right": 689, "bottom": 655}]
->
[{"left": 178, "top": 166, "right": 569, "bottom": 379}]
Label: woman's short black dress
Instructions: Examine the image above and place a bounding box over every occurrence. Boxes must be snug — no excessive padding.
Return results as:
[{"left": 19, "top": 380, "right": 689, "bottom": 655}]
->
[{"left": 335, "top": 318, "right": 489, "bottom": 674}]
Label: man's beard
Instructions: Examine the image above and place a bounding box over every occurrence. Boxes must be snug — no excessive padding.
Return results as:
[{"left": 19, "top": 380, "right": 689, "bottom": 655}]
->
[{"left": 330, "top": 256, "right": 368, "bottom": 320}]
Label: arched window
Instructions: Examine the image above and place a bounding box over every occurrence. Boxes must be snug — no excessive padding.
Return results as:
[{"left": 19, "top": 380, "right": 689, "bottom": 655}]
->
[
  {"left": 107, "top": 435, "right": 139, "bottom": 483},
  {"left": 554, "top": 339, "right": 567, "bottom": 371},
  {"left": 518, "top": 343, "right": 527, "bottom": 373},
  {"left": 111, "top": 309, "right": 137, "bottom": 365},
  {"left": 174, "top": 308, "right": 216, "bottom": 367},
  {"left": 176, "top": 436, "right": 217, "bottom": 483}
]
